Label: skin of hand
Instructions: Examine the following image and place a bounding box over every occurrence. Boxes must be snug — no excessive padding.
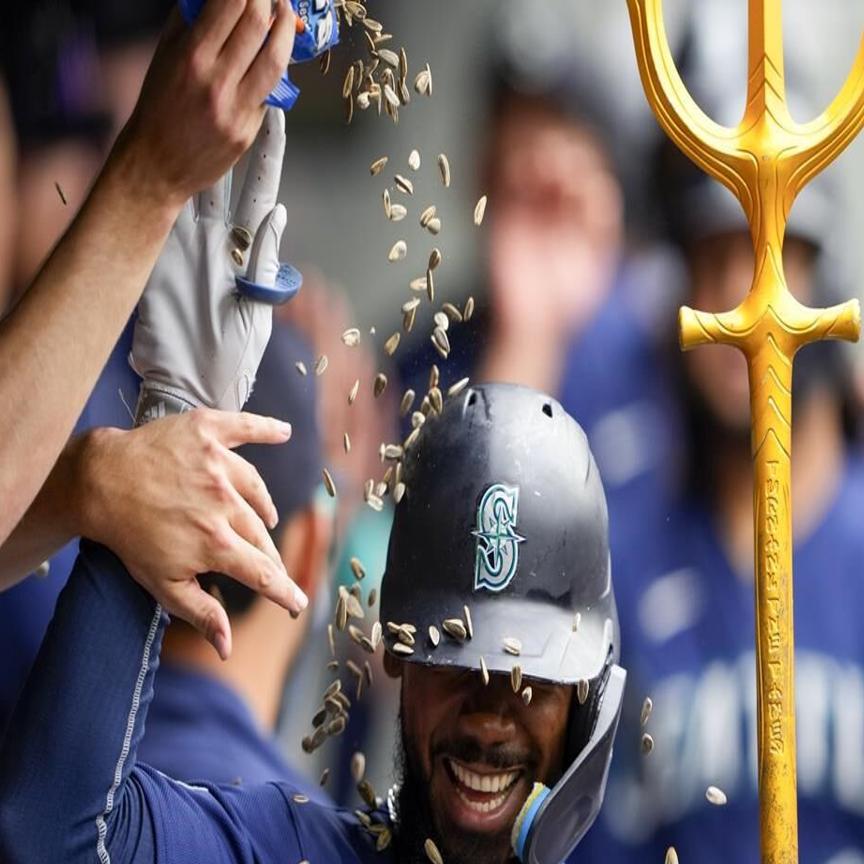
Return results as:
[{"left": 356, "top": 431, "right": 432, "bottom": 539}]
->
[
  {"left": 0, "top": 0, "right": 297, "bottom": 548},
  {"left": 77, "top": 411, "right": 307, "bottom": 659}
]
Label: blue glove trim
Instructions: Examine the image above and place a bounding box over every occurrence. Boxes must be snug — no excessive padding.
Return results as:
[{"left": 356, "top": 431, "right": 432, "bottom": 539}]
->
[{"left": 236, "top": 262, "right": 303, "bottom": 305}]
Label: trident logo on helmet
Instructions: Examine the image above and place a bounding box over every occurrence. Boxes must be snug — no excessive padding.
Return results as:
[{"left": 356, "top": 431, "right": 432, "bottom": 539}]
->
[{"left": 472, "top": 483, "right": 525, "bottom": 592}]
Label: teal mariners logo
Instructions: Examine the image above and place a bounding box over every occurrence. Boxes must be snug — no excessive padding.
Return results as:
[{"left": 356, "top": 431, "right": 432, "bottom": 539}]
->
[{"left": 472, "top": 483, "right": 525, "bottom": 592}]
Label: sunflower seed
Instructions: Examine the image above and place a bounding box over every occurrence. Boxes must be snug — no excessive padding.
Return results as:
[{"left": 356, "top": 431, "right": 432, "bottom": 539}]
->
[
  {"left": 378, "top": 47, "right": 399, "bottom": 67},
  {"left": 345, "top": 1, "right": 366, "bottom": 19},
  {"left": 432, "top": 327, "right": 450, "bottom": 358},
  {"left": 410, "top": 276, "right": 428, "bottom": 293},
  {"left": 442, "top": 618, "right": 467, "bottom": 641},
  {"left": 641, "top": 697, "right": 653, "bottom": 727},
  {"left": 474, "top": 195, "right": 488, "bottom": 226},
  {"left": 345, "top": 94, "right": 354, "bottom": 125},
  {"left": 346, "top": 594, "right": 365, "bottom": 620},
  {"left": 463, "top": 296, "right": 475, "bottom": 320},
  {"left": 384, "top": 444, "right": 404, "bottom": 460},
  {"left": 342, "top": 65, "right": 356, "bottom": 99},
  {"left": 320, "top": 48, "right": 331, "bottom": 74},
  {"left": 428, "top": 248, "right": 442, "bottom": 271},
  {"left": 420, "top": 396, "right": 432, "bottom": 416},
  {"left": 522, "top": 686, "right": 533, "bottom": 706},
  {"left": 641, "top": 733, "right": 654, "bottom": 755},
  {"left": 336, "top": 593, "right": 348, "bottom": 631},
  {"left": 367, "top": 494, "right": 384, "bottom": 512},
  {"left": 447, "top": 378, "right": 470, "bottom": 399},
  {"left": 371, "top": 619, "right": 382, "bottom": 647},
  {"left": 322, "top": 468, "right": 337, "bottom": 498},
  {"left": 463, "top": 605, "right": 474, "bottom": 639},
  {"left": 388, "top": 203, "right": 408, "bottom": 222},
  {"left": 348, "top": 379, "right": 360, "bottom": 405},
  {"left": 426, "top": 268, "right": 435, "bottom": 303},
  {"left": 395, "top": 461, "right": 403, "bottom": 487},
  {"left": 441, "top": 302, "right": 463, "bottom": 323},
  {"left": 383, "top": 188, "right": 392, "bottom": 218},
  {"left": 392, "top": 642, "right": 414, "bottom": 656},
  {"left": 376, "top": 828, "right": 392, "bottom": 851},
  {"left": 706, "top": 785, "right": 727, "bottom": 806},
  {"left": 419, "top": 205, "right": 437, "bottom": 227},
  {"left": 437, "top": 153, "right": 451, "bottom": 187},
  {"left": 364, "top": 661, "right": 373, "bottom": 687},
  {"left": 428, "top": 386, "right": 443, "bottom": 415},
  {"left": 408, "top": 149, "right": 421, "bottom": 171},
  {"left": 340, "top": 431, "right": 350, "bottom": 455},
  {"left": 357, "top": 91, "right": 371, "bottom": 110},
  {"left": 364, "top": 478, "right": 375, "bottom": 501},
  {"left": 428, "top": 625, "right": 440, "bottom": 647},
  {"left": 346, "top": 657, "right": 363, "bottom": 677},
  {"left": 399, "top": 388, "right": 416, "bottom": 416},
  {"left": 355, "top": 809, "right": 372, "bottom": 828},
  {"left": 402, "top": 298, "right": 421, "bottom": 315},
  {"left": 388, "top": 240, "right": 407, "bottom": 262},
  {"left": 399, "top": 47, "right": 409, "bottom": 79},
  {"left": 327, "top": 716, "right": 347, "bottom": 736},
  {"left": 231, "top": 248, "right": 244, "bottom": 267},
  {"left": 393, "top": 482, "right": 406, "bottom": 503},
  {"left": 327, "top": 623, "right": 335, "bottom": 656},
  {"left": 315, "top": 354, "right": 329, "bottom": 376},
  {"left": 428, "top": 364, "right": 439, "bottom": 389},
  {"left": 384, "top": 332, "right": 401, "bottom": 356},
  {"left": 424, "top": 838, "right": 444, "bottom": 864},
  {"left": 320, "top": 768, "right": 330, "bottom": 786},
  {"left": 363, "top": 15, "right": 383, "bottom": 32},
  {"left": 480, "top": 655, "right": 490, "bottom": 685},
  {"left": 383, "top": 83, "right": 400, "bottom": 110},
  {"left": 374, "top": 373, "right": 388, "bottom": 398},
  {"left": 342, "top": 327, "right": 361, "bottom": 346},
  {"left": 404, "top": 427, "right": 421, "bottom": 450},
  {"left": 394, "top": 174, "right": 414, "bottom": 196},
  {"left": 375, "top": 481, "right": 387, "bottom": 498},
  {"left": 351, "top": 752, "right": 366, "bottom": 783},
  {"left": 424, "top": 217, "right": 441, "bottom": 235},
  {"left": 577, "top": 678, "right": 590, "bottom": 705},
  {"left": 573, "top": 612, "right": 581, "bottom": 632},
  {"left": 231, "top": 225, "right": 253, "bottom": 250},
  {"left": 293, "top": 793, "right": 310, "bottom": 804},
  {"left": 323, "top": 680, "right": 342, "bottom": 699},
  {"left": 326, "top": 659, "right": 339, "bottom": 671},
  {"left": 411, "top": 411, "right": 426, "bottom": 429},
  {"left": 349, "top": 558, "right": 365, "bottom": 582},
  {"left": 403, "top": 306, "right": 417, "bottom": 333},
  {"left": 511, "top": 665, "right": 523, "bottom": 693},
  {"left": 295, "top": 361, "right": 308, "bottom": 376},
  {"left": 396, "top": 628, "right": 415, "bottom": 646},
  {"left": 433, "top": 311, "right": 449, "bottom": 331},
  {"left": 665, "top": 848, "right": 679, "bottom": 864},
  {"left": 414, "top": 69, "right": 431, "bottom": 95},
  {"left": 503, "top": 637, "right": 522, "bottom": 656}
]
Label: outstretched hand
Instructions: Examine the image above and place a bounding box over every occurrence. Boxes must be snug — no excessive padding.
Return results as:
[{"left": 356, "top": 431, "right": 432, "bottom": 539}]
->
[{"left": 78, "top": 410, "right": 308, "bottom": 659}]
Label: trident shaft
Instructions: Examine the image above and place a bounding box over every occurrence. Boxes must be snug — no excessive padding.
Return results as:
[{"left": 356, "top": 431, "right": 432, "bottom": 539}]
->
[{"left": 626, "top": 1, "right": 864, "bottom": 861}]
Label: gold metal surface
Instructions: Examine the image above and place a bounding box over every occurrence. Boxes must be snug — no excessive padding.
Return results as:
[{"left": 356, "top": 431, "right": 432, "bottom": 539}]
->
[{"left": 625, "top": 1, "right": 864, "bottom": 860}]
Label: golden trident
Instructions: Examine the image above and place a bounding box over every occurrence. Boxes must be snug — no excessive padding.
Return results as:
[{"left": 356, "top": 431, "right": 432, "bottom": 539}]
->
[{"left": 625, "top": 0, "right": 864, "bottom": 861}]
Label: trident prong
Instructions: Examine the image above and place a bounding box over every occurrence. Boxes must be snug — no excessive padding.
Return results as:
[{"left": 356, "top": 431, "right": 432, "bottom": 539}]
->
[{"left": 626, "top": 1, "right": 863, "bottom": 862}]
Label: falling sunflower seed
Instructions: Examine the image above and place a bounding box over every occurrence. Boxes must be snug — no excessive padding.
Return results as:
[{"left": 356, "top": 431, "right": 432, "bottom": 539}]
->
[
  {"left": 641, "top": 697, "right": 653, "bottom": 727},
  {"left": 295, "top": 361, "right": 308, "bottom": 376},
  {"left": 411, "top": 411, "right": 426, "bottom": 429},
  {"left": 231, "top": 248, "right": 245, "bottom": 267},
  {"left": 383, "top": 188, "right": 392, "bottom": 218},
  {"left": 428, "top": 248, "right": 442, "bottom": 271},
  {"left": 327, "top": 716, "right": 347, "bottom": 736},
  {"left": 464, "top": 296, "right": 475, "bottom": 320},
  {"left": 522, "top": 686, "right": 533, "bottom": 706},
  {"left": 374, "top": 373, "right": 388, "bottom": 398},
  {"left": 442, "top": 618, "right": 467, "bottom": 641},
  {"left": 408, "top": 149, "right": 421, "bottom": 171},
  {"left": 426, "top": 217, "right": 442, "bottom": 235},
  {"left": 410, "top": 276, "right": 427, "bottom": 293},
  {"left": 351, "top": 751, "right": 366, "bottom": 783},
  {"left": 378, "top": 47, "right": 399, "bottom": 67},
  {"left": 322, "top": 468, "right": 337, "bottom": 498},
  {"left": 388, "top": 203, "right": 408, "bottom": 222},
  {"left": 426, "top": 268, "right": 435, "bottom": 303},
  {"left": 641, "top": 733, "right": 654, "bottom": 755},
  {"left": 463, "top": 605, "right": 474, "bottom": 639},
  {"left": 432, "top": 327, "right": 451, "bottom": 358},
  {"left": 474, "top": 195, "right": 488, "bottom": 226},
  {"left": 577, "top": 678, "right": 590, "bottom": 705},
  {"left": 384, "top": 332, "right": 401, "bottom": 356},
  {"left": 394, "top": 174, "right": 414, "bottom": 196},
  {"left": 419, "top": 205, "right": 437, "bottom": 227},
  {"left": 573, "top": 612, "right": 581, "bottom": 632},
  {"left": 511, "top": 665, "right": 523, "bottom": 693},
  {"left": 367, "top": 494, "right": 384, "bottom": 512},
  {"left": 393, "top": 482, "right": 406, "bottom": 503},
  {"left": 665, "top": 848, "right": 679, "bottom": 864},
  {"left": 428, "top": 625, "right": 440, "bottom": 647},
  {"left": 342, "top": 327, "right": 361, "bottom": 347},
  {"left": 706, "top": 785, "right": 727, "bottom": 806},
  {"left": 231, "top": 225, "right": 253, "bottom": 250},
  {"left": 343, "top": 431, "right": 351, "bottom": 454},
  {"left": 404, "top": 426, "right": 421, "bottom": 450},
  {"left": 480, "top": 655, "right": 490, "bottom": 686},
  {"left": 320, "top": 49, "right": 331, "bottom": 75},
  {"left": 342, "top": 65, "right": 356, "bottom": 98},
  {"left": 437, "top": 153, "right": 451, "bottom": 187},
  {"left": 441, "top": 302, "right": 463, "bottom": 323},
  {"left": 433, "top": 311, "right": 449, "bottom": 332},
  {"left": 349, "top": 379, "right": 360, "bottom": 405},
  {"left": 503, "top": 637, "right": 522, "bottom": 656},
  {"left": 424, "top": 838, "right": 444, "bottom": 864},
  {"left": 320, "top": 768, "right": 330, "bottom": 786},
  {"left": 447, "top": 378, "right": 470, "bottom": 399},
  {"left": 428, "top": 386, "right": 443, "bottom": 415},
  {"left": 328, "top": 623, "right": 335, "bottom": 656},
  {"left": 392, "top": 642, "right": 414, "bottom": 656},
  {"left": 400, "top": 388, "right": 416, "bottom": 416},
  {"left": 388, "top": 240, "right": 407, "bottom": 262},
  {"left": 370, "top": 619, "right": 382, "bottom": 646},
  {"left": 315, "top": 355, "right": 329, "bottom": 376}
]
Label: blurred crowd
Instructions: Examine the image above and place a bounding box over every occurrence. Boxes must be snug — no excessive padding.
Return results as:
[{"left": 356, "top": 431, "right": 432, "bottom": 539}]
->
[{"left": 2, "top": 1, "right": 864, "bottom": 863}]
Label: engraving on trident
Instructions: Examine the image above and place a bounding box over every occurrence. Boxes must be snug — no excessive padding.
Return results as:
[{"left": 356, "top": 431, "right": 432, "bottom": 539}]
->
[{"left": 626, "top": 0, "right": 864, "bottom": 861}]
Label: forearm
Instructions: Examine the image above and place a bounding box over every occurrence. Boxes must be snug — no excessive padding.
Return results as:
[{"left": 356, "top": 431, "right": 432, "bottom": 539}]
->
[
  {"left": 0, "top": 541, "right": 165, "bottom": 864},
  {"left": 0, "top": 144, "right": 181, "bottom": 546},
  {"left": 0, "top": 433, "right": 91, "bottom": 590}
]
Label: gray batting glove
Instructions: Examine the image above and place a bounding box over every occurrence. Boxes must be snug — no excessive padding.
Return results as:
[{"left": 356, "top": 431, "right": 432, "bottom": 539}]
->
[{"left": 132, "top": 108, "right": 291, "bottom": 424}]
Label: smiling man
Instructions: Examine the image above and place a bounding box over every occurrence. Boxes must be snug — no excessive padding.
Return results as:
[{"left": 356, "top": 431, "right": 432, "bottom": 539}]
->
[{"left": 0, "top": 385, "right": 625, "bottom": 864}]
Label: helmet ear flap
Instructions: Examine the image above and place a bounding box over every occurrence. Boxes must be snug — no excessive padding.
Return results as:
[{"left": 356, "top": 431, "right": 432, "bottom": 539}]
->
[{"left": 565, "top": 652, "right": 614, "bottom": 767}]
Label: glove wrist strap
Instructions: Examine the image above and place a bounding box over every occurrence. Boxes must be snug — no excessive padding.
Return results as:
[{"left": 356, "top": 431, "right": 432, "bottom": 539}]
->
[{"left": 135, "top": 382, "right": 200, "bottom": 427}]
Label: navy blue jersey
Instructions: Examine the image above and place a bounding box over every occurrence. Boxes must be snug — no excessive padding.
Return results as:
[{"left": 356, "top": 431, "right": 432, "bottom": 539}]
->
[
  {"left": 0, "top": 542, "right": 392, "bottom": 864},
  {"left": 0, "top": 321, "right": 139, "bottom": 732},
  {"left": 577, "top": 456, "right": 864, "bottom": 864},
  {"left": 141, "top": 663, "right": 327, "bottom": 801}
]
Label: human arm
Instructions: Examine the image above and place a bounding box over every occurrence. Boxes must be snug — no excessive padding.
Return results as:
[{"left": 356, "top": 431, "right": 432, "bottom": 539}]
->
[{"left": 0, "top": 0, "right": 298, "bottom": 546}]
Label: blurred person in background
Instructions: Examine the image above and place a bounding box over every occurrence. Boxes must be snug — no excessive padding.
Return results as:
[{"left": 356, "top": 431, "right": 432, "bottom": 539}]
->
[
  {"left": 578, "top": 29, "right": 864, "bottom": 864},
  {"left": 140, "top": 320, "right": 333, "bottom": 798}
]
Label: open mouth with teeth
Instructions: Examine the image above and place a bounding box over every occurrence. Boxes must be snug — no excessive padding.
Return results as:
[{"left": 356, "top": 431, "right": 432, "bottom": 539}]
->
[{"left": 435, "top": 756, "right": 529, "bottom": 834}]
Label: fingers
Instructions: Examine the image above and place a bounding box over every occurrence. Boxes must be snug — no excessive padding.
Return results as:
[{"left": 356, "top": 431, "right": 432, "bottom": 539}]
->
[
  {"left": 191, "top": 0, "right": 248, "bottom": 66},
  {"left": 224, "top": 448, "right": 279, "bottom": 529},
  {"left": 228, "top": 492, "right": 284, "bottom": 571},
  {"left": 246, "top": 204, "right": 287, "bottom": 285},
  {"left": 233, "top": 107, "right": 287, "bottom": 235},
  {"left": 219, "top": 0, "right": 278, "bottom": 87},
  {"left": 212, "top": 530, "right": 308, "bottom": 613},
  {"left": 240, "top": 0, "right": 296, "bottom": 106},
  {"left": 167, "top": 580, "right": 234, "bottom": 660},
  {"left": 206, "top": 408, "right": 292, "bottom": 449},
  {"left": 195, "top": 171, "right": 232, "bottom": 222}
]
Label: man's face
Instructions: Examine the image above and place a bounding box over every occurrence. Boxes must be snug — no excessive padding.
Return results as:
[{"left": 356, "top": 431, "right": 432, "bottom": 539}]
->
[{"left": 396, "top": 663, "right": 571, "bottom": 864}]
